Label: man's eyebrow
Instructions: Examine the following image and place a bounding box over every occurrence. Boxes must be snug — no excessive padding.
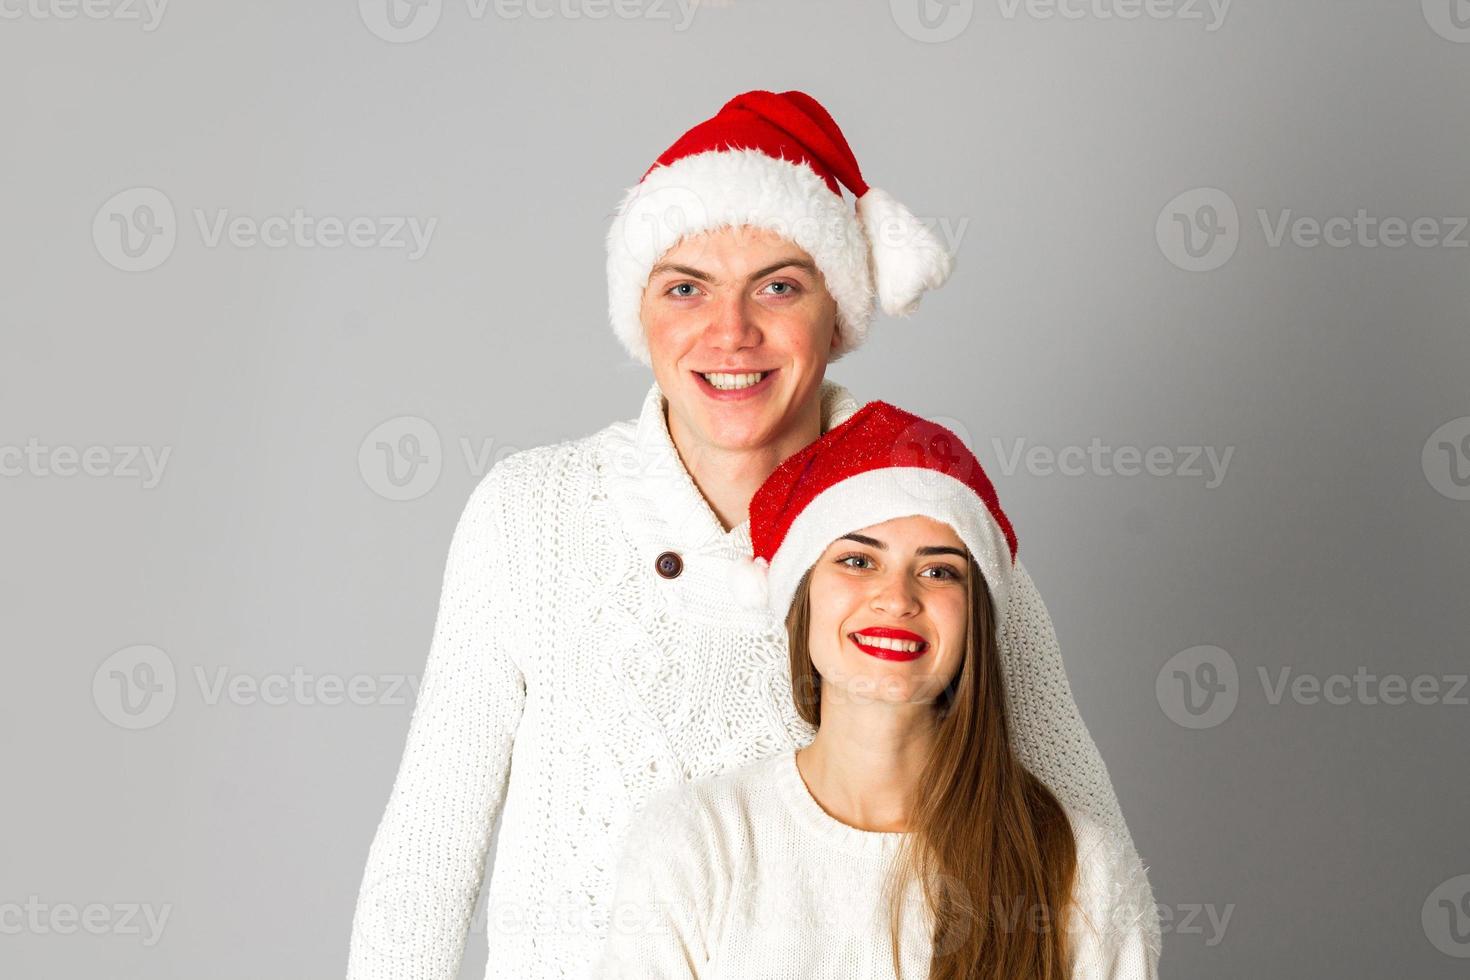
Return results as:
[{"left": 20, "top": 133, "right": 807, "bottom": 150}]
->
[
  {"left": 838, "top": 532, "right": 968, "bottom": 560},
  {"left": 646, "top": 257, "right": 819, "bottom": 285}
]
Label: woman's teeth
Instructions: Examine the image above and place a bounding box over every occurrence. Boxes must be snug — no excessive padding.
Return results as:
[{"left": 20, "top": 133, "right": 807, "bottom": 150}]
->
[
  {"left": 701, "top": 371, "right": 768, "bottom": 390},
  {"left": 853, "top": 634, "right": 926, "bottom": 653}
]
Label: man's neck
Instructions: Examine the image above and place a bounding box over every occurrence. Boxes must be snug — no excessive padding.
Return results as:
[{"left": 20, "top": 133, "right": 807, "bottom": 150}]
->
[{"left": 665, "top": 398, "right": 824, "bottom": 533}]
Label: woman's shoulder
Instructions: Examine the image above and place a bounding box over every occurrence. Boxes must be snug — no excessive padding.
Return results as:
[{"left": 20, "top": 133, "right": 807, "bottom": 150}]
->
[{"left": 1062, "top": 806, "right": 1162, "bottom": 960}]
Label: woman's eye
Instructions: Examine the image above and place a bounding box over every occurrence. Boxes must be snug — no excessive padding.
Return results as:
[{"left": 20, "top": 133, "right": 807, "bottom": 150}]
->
[
  {"left": 836, "top": 554, "right": 872, "bottom": 569},
  {"left": 923, "top": 565, "right": 961, "bottom": 581}
]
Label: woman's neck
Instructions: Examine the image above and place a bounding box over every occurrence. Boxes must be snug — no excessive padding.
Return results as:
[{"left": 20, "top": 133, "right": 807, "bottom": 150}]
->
[{"left": 795, "top": 708, "right": 936, "bottom": 833}]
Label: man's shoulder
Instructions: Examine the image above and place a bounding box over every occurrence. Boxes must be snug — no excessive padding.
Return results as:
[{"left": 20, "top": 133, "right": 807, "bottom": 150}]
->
[{"left": 460, "top": 405, "right": 639, "bottom": 511}]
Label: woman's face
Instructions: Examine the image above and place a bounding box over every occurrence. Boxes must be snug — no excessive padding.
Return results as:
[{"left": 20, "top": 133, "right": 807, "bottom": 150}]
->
[{"left": 806, "top": 515, "right": 971, "bottom": 709}]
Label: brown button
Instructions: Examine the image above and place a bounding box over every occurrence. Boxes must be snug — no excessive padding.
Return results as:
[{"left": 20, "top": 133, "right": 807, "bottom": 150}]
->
[{"left": 654, "top": 551, "right": 683, "bottom": 579}]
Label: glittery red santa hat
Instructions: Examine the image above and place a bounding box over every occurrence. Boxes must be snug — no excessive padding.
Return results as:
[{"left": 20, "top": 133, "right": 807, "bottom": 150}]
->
[
  {"left": 606, "top": 89, "right": 954, "bottom": 367},
  {"left": 728, "top": 400, "right": 1019, "bottom": 626}
]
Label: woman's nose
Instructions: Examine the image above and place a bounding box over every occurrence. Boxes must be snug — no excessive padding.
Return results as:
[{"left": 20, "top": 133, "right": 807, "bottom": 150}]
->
[{"left": 869, "top": 572, "right": 920, "bottom": 616}]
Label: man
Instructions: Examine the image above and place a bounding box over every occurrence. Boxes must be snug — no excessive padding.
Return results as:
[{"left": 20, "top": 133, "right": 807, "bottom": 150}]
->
[{"left": 347, "top": 90, "right": 1160, "bottom": 980}]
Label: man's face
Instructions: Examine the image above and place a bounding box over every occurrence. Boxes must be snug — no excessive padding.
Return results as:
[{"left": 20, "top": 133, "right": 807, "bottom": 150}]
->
[{"left": 641, "top": 225, "right": 840, "bottom": 453}]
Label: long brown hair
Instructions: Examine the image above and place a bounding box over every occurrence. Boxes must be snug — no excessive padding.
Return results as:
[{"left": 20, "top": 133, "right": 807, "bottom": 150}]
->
[{"left": 786, "top": 553, "right": 1078, "bottom": 980}]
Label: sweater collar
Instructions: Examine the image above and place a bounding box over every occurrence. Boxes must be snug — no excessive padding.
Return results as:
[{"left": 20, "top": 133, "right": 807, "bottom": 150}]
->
[{"left": 631, "top": 376, "right": 862, "bottom": 554}]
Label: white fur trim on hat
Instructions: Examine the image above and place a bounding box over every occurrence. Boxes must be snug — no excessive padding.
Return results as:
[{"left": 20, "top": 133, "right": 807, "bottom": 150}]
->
[
  {"left": 606, "top": 148, "right": 875, "bottom": 367},
  {"left": 762, "top": 467, "right": 1015, "bottom": 629}
]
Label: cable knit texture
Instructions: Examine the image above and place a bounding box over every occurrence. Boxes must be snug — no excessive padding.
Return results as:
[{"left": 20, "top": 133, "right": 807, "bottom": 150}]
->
[
  {"left": 346, "top": 378, "right": 1161, "bottom": 980},
  {"left": 596, "top": 750, "right": 1159, "bottom": 979}
]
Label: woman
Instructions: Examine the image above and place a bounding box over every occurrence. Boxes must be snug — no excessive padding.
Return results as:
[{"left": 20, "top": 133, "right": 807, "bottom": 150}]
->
[{"left": 597, "top": 400, "right": 1160, "bottom": 979}]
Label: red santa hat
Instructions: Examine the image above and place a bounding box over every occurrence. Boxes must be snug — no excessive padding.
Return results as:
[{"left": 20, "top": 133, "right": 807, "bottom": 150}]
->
[
  {"left": 605, "top": 89, "right": 954, "bottom": 366},
  {"left": 728, "top": 400, "right": 1019, "bottom": 627}
]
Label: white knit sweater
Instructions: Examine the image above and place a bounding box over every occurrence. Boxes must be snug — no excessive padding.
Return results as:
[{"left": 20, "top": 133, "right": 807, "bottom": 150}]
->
[
  {"left": 346, "top": 378, "right": 1161, "bottom": 980},
  {"left": 596, "top": 749, "right": 1160, "bottom": 979}
]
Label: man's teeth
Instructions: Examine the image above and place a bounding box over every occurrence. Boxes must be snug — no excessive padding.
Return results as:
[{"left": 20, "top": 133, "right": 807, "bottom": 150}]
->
[
  {"left": 854, "top": 634, "right": 925, "bottom": 653},
  {"left": 702, "top": 371, "right": 768, "bottom": 390}
]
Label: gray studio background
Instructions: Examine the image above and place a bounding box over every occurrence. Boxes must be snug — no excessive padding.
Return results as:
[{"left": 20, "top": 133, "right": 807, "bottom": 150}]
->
[{"left": 3, "top": 1, "right": 1467, "bottom": 977}]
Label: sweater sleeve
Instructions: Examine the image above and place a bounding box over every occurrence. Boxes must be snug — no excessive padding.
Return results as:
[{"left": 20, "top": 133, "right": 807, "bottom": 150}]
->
[
  {"left": 1066, "top": 813, "right": 1161, "bottom": 980},
  {"left": 595, "top": 788, "right": 716, "bottom": 980},
  {"left": 346, "top": 463, "right": 528, "bottom": 980},
  {"left": 1000, "top": 558, "right": 1163, "bottom": 959}
]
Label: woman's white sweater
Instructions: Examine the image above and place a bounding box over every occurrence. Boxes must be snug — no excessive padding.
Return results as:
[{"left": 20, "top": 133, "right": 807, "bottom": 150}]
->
[
  {"left": 346, "top": 378, "right": 1161, "bottom": 980},
  {"left": 596, "top": 750, "right": 1159, "bottom": 980}
]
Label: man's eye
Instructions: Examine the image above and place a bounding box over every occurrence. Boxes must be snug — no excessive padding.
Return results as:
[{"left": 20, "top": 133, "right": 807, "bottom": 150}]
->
[
  {"left": 764, "top": 281, "right": 800, "bottom": 296},
  {"left": 667, "top": 282, "right": 698, "bottom": 297}
]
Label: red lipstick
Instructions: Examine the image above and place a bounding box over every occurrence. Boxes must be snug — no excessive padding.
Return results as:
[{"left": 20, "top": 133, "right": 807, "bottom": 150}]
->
[{"left": 849, "top": 627, "right": 929, "bottom": 662}]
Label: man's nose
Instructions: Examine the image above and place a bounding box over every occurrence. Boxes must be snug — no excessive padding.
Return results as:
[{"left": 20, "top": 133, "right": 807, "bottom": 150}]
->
[{"left": 702, "top": 292, "right": 762, "bottom": 350}]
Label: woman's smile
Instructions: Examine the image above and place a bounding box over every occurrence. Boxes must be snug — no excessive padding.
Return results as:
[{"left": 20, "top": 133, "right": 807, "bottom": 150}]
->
[{"left": 847, "top": 627, "right": 930, "bottom": 662}]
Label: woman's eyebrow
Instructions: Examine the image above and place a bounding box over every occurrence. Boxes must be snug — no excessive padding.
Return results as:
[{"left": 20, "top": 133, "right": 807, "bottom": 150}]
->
[{"left": 838, "top": 533, "right": 967, "bottom": 559}]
